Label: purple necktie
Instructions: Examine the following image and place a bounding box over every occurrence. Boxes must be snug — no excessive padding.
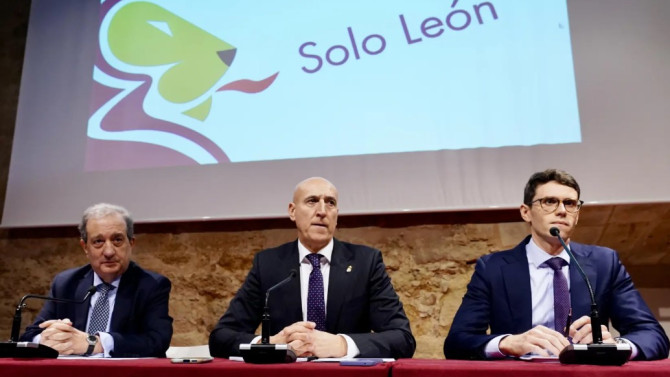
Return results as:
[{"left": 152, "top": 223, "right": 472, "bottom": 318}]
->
[
  {"left": 543, "top": 257, "right": 570, "bottom": 333},
  {"left": 306, "top": 253, "right": 326, "bottom": 331}
]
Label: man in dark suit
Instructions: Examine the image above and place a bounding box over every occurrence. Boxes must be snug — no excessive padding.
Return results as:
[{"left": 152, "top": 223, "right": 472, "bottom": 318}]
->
[
  {"left": 20, "top": 203, "right": 173, "bottom": 357},
  {"left": 209, "top": 177, "right": 415, "bottom": 359},
  {"left": 444, "top": 169, "right": 669, "bottom": 360}
]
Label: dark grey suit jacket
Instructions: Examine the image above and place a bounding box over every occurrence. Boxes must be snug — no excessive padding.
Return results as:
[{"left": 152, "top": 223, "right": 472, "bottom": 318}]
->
[
  {"left": 20, "top": 261, "right": 173, "bottom": 357},
  {"left": 209, "top": 239, "right": 415, "bottom": 358}
]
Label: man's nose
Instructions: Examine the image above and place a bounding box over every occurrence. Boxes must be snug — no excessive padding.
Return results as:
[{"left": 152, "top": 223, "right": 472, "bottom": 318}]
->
[
  {"left": 102, "top": 241, "right": 116, "bottom": 255},
  {"left": 316, "top": 200, "right": 327, "bottom": 215},
  {"left": 556, "top": 201, "right": 568, "bottom": 214}
]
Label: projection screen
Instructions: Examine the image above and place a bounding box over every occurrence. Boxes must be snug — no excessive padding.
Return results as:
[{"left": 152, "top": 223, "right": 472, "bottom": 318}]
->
[{"left": 3, "top": 0, "right": 670, "bottom": 227}]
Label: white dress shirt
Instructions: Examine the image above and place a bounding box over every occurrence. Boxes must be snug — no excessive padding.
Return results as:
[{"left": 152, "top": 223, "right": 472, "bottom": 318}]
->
[
  {"left": 33, "top": 273, "right": 119, "bottom": 357},
  {"left": 252, "top": 238, "right": 360, "bottom": 358},
  {"left": 485, "top": 238, "right": 637, "bottom": 358}
]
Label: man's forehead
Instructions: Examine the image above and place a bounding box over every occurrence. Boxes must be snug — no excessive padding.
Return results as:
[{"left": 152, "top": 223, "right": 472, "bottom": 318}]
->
[
  {"left": 535, "top": 181, "right": 578, "bottom": 197},
  {"left": 294, "top": 179, "right": 338, "bottom": 199},
  {"left": 87, "top": 214, "right": 127, "bottom": 232}
]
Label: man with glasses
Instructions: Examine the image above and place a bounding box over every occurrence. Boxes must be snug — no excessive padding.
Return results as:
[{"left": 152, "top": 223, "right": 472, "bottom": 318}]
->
[{"left": 444, "top": 169, "right": 669, "bottom": 360}]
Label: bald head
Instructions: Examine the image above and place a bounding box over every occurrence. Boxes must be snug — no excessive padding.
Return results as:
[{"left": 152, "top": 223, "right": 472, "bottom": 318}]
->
[
  {"left": 293, "top": 177, "right": 338, "bottom": 202},
  {"left": 289, "top": 177, "right": 339, "bottom": 252}
]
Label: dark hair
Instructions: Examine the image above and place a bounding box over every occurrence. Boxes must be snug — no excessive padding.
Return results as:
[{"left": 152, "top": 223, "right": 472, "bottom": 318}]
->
[
  {"left": 79, "top": 203, "right": 134, "bottom": 243},
  {"left": 523, "top": 169, "right": 580, "bottom": 206}
]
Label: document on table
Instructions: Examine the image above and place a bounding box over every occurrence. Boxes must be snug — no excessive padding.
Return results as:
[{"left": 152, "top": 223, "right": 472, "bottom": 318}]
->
[
  {"left": 57, "top": 355, "right": 150, "bottom": 360},
  {"left": 518, "top": 354, "right": 559, "bottom": 362}
]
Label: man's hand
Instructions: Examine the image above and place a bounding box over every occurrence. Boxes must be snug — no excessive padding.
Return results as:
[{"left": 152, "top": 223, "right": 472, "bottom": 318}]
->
[
  {"left": 569, "top": 315, "right": 615, "bottom": 344},
  {"left": 38, "top": 319, "right": 91, "bottom": 355},
  {"left": 265, "top": 321, "right": 347, "bottom": 357},
  {"left": 499, "top": 325, "right": 570, "bottom": 357},
  {"left": 286, "top": 329, "right": 347, "bottom": 358},
  {"left": 267, "top": 321, "right": 316, "bottom": 345}
]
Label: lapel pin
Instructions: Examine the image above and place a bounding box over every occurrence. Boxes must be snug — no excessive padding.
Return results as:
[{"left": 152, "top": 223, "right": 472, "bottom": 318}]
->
[{"left": 346, "top": 265, "right": 352, "bottom": 272}]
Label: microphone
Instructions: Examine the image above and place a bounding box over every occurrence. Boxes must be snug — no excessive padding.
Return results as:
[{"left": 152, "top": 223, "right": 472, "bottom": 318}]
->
[
  {"left": 1, "top": 285, "right": 97, "bottom": 359},
  {"left": 240, "top": 269, "right": 298, "bottom": 364},
  {"left": 549, "top": 227, "right": 631, "bottom": 365}
]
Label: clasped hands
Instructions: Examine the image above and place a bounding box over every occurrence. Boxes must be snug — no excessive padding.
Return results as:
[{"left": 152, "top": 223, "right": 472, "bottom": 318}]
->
[
  {"left": 499, "top": 315, "right": 615, "bottom": 357},
  {"left": 263, "top": 321, "right": 347, "bottom": 358},
  {"left": 38, "top": 318, "right": 98, "bottom": 355}
]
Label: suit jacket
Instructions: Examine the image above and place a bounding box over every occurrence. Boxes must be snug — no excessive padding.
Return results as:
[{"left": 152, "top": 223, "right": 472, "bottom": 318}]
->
[
  {"left": 20, "top": 261, "right": 173, "bottom": 357},
  {"left": 209, "top": 238, "right": 415, "bottom": 359},
  {"left": 443, "top": 236, "right": 669, "bottom": 360}
]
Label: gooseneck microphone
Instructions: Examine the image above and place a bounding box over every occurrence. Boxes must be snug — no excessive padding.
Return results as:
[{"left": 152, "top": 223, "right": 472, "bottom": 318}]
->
[
  {"left": 549, "top": 227, "right": 603, "bottom": 343},
  {"left": 10, "top": 285, "right": 97, "bottom": 342},
  {"left": 240, "top": 269, "right": 298, "bottom": 364},
  {"left": 261, "top": 269, "right": 298, "bottom": 344},
  {"left": 549, "top": 227, "right": 631, "bottom": 365},
  {"left": 1, "top": 285, "right": 97, "bottom": 358}
]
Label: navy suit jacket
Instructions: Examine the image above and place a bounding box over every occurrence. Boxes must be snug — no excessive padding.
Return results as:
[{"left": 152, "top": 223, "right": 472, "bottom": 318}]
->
[
  {"left": 444, "top": 236, "right": 669, "bottom": 360},
  {"left": 209, "top": 239, "right": 415, "bottom": 359},
  {"left": 20, "top": 261, "right": 173, "bottom": 357}
]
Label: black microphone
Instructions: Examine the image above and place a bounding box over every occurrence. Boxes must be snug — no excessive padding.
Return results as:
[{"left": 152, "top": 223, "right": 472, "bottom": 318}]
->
[
  {"left": 240, "top": 269, "right": 298, "bottom": 364},
  {"left": 549, "top": 227, "right": 632, "bottom": 365},
  {"left": 261, "top": 269, "right": 298, "bottom": 344},
  {"left": 1, "top": 286, "right": 97, "bottom": 359}
]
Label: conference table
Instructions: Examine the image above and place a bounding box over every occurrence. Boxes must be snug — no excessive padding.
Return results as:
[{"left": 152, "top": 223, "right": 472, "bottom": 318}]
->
[
  {"left": 1, "top": 357, "right": 669, "bottom": 377},
  {"left": 393, "top": 359, "right": 670, "bottom": 377}
]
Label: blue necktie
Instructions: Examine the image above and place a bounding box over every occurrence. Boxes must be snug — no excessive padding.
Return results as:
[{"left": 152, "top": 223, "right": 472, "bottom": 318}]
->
[
  {"left": 543, "top": 257, "right": 570, "bottom": 333},
  {"left": 306, "top": 254, "right": 326, "bottom": 331},
  {"left": 87, "top": 283, "right": 114, "bottom": 334}
]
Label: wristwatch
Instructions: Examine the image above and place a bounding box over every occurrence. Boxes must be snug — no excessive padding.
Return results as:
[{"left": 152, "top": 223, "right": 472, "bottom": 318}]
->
[{"left": 85, "top": 334, "right": 98, "bottom": 355}]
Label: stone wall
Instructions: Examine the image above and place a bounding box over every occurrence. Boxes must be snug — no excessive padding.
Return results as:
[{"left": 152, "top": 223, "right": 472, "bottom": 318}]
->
[
  {"left": 0, "top": 222, "right": 528, "bottom": 359},
  {"left": 1, "top": 1, "right": 668, "bottom": 360}
]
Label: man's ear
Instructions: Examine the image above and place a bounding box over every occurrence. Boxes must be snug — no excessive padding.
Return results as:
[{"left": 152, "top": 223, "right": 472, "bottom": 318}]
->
[
  {"left": 520, "top": 204, "right": 532, "bottom": 223},
  {"left": 80, "top": 239, "right": 88, "bottom": 255},
  {"left": 288, "top": 202, "right": 296, "bottom": 221}
]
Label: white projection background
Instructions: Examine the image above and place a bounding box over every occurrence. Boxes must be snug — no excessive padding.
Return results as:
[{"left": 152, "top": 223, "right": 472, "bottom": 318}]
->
[{"left": 3, "top": 0, "right": 670, "bottom": 227}]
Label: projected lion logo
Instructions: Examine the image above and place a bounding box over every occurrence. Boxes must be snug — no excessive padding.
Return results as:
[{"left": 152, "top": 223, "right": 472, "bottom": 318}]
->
[{"left": 87, "top": 0, "right": 278, "bottom": 170}]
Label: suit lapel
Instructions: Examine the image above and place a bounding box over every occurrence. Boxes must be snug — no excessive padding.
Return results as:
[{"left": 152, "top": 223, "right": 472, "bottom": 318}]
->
[
  {"left": 74, "top": 269, "right": 95, "bottom": 331},
  {"left": 501, "top": 240, "right": 533, "bottom": 332},
  {"left": 325, "top": 239, "right": 354, "bottom": 331},
  {"left": 110, "top": 261, "right": 137, "bottom": 332},
  {"left": 280, "top": 242, "right": 302, "bottom": 322},
  {"left": 568, "top": 243, "right": 596, "bottom": 319}
]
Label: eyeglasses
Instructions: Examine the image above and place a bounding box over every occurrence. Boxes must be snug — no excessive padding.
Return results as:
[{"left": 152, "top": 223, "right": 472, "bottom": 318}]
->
[{"left": 530, "top": 197, "right": 584, "bottom": 213}]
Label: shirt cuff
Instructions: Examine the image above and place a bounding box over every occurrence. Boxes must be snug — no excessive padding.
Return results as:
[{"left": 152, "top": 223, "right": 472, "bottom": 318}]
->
[
  {"left": 250, "top": 335, "right": 262, "bottom": 345},
  {"left": 616, "top": 337, "right": 639, "bottom": 360},
  {"left": 484, "top": 334, "right": 510, "bottom": 359},
  {"left": 96, "top": 332, "right": 114, "bottom": 357},
  {"left": 339, "top": 334, "right": 360, "bottom": 358},
  {"left": 32, "top": 334, "right": 42, "bottom": 343}
]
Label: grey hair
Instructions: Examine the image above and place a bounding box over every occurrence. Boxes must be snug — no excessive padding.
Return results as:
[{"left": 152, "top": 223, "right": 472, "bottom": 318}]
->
[{"left": 78, "top": 203, "right": 134, "bottom": 243}]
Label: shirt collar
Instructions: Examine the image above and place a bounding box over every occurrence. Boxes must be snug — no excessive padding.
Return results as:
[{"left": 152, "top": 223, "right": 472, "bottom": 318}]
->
[
  {"left": 526, "top": 237, "right": 571, "bottom": 269},
  {"left": 92, "top": 272, "right": 121, "bottom": 289},
  {"left": 298, "top": 238, "right": 334, "bottom": 264}
]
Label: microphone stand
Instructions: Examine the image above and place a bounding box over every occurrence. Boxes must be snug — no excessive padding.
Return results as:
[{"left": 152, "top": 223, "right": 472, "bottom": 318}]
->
[
  {"left": 1, "top": 286, "right": 97, "bottom": 358},
  {"left": 550, "top": 227, "right": 631, "bottom": 365},
  {"left": 240, "top": 270, "right": 298, "bottom": 364}
]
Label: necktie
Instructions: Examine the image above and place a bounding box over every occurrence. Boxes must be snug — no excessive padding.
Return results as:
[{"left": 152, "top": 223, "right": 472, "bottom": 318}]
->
[
  {"left": 543, "top": 257, "right": 570, "bottom": 333},
  {"left": 87, "top": 283, "right": 114, "bottom": 334},
  {"left": 306, "top": 253, "right": 326, "bottom": 331}
]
